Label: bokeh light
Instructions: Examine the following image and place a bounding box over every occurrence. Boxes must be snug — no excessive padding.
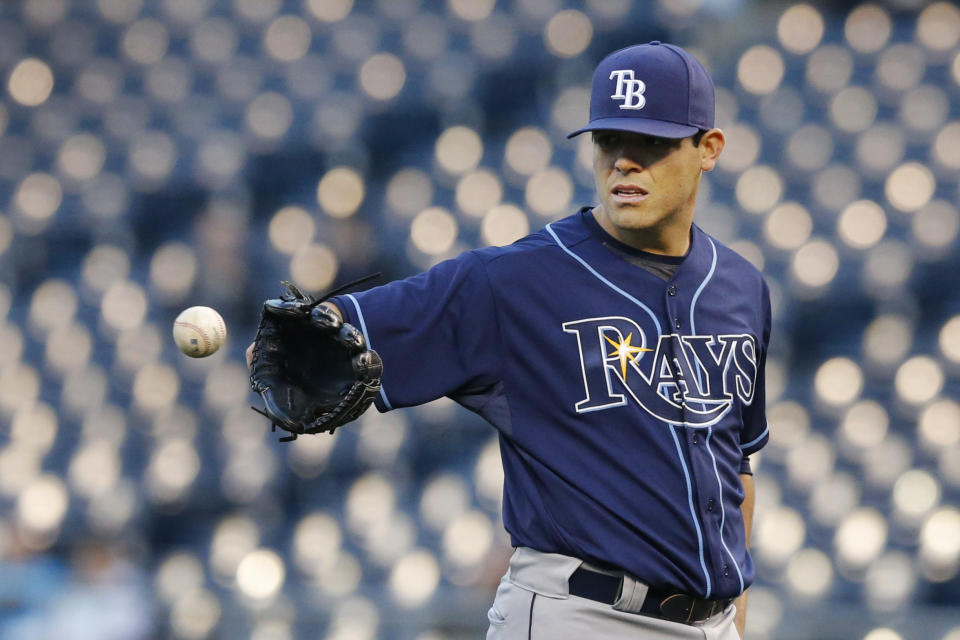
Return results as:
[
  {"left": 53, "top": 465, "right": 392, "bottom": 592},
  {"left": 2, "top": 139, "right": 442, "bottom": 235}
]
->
[
  {"left": 830, "top": 87, "right": 877, "bottom": 133},
  {"left": 8, "top": 58, "right": 55, "bottom": 107},
  {"left": 544, "top": 10, "right": 593, "bottom": 58},
  {"left": 359, "top": 53, "right": 406, "bottom": 101},
  {"left": 895, "top": 356, "right": 944, "bottom": 406},
  {"left": 448, "top": 0, "right": 495, "bottom": 22},
  {"left": 755, "top": 505, "right": 806, "bottom": 567},
  {"left": 777, "top": 4, "right": 824, "bottom": 54},
  {"left": 885, "top": 163, "right": 935, "bottom": 212},
  {"left": 835, "top": 507, "right": 887, "bottom": 574},
  {"left": 386, "top": 169, "right": 434, "bottom": 218},
  {"left": 838, "top": 200, "right": 887, "bottom": 249},
  {"left": 916, "top": 2, "right": 960, "bottom": 51},
  {"left": 785, "top": 548, "right": 833, "bottom": 599},
  {"left": 525, "top": 168, "right": 573, "bottom": 218},
  {"left": 845, "top": 4, "right": 892, "bottom": 53},
  {"left": 122, "top": 19, "right": 169, "bottom": 64},
  {"left": 435, "top": 126, "right": 483, "bottom": 175},
  {"left": 899, "top": 86, "right": 948, "bottom": 134},
  {"left": 411, "top": 207, "right": 458, "bottom": 256},
  {"left": 738, "top": 46, "right": 785, "bottom": 95},
  {"left": 806, "top": 46, "right": 853, "bottom": 93},
  {"left": 236, "top": 549, "right": 286, "bottom": 600},
  {"left": 839, "top": 401, "right": 889, "bottom": 452},
  {"left": 892, "top": 469, "right": 940, "bottom": 526},
  {"left": 505, "top": 127, "right": 552, "bottom": 176},
  {"left": 170, "top": 588, "right": 221, "bottom": 639},
  {"left": 482, "top": 204, "right": 529, "bottom": 247},
  {"left": 863, "top": 314, "right": 913, "bottom": 372},
  {"left": 876, "top": 45, "right": 925, "bottom": 92},
  {"left": 919, "top": 507, "right": 960, "bottom": 582},
  {"left": 455, "top": 170, "right": 502, "bottom": 218},
  {"left": 15, "top": 172, "right": 62, "bottom": 233},
  {"left": 245, "top": 92, "right": 293, "bottom": 143},
  {"left": 913, "top": 201, "right": 960, "bottom": 255},
  {"left": 933, "top": 123, "right": 960, "bottom": 170},
  {"left": 791, "top": 238, "right": 839, "bottom": 291},
  {"left": 736, "top": 166, "right": 782, "bottom": 214},
  {"left": 306, "top": 0, "right": 352, "bottom": 23},
  {"left": 264, "top": 15, "right": 311, "bottom": 62},
  {"left": 863, "top": 240, "right": 913, "bottom": 293},
  {"left": 57, "top": 133, "right": 107, "bottom": 182},
  {"left": 864, "top": 552, "right": 916, "bottom": 612},
  {"left": 389, "top": 549, "right": 440, "bottom": 607},
  {"left": 318, "top": 167, "right": 365, "bottom": 218},
  {"left": 814, "top": 357, "right": 863, "bottom": 407}
]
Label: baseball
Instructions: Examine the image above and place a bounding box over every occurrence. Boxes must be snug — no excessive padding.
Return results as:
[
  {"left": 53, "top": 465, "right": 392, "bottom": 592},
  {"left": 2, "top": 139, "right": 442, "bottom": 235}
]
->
[{"left": 173, "top": 306, "right": 227, "bottom": 358}]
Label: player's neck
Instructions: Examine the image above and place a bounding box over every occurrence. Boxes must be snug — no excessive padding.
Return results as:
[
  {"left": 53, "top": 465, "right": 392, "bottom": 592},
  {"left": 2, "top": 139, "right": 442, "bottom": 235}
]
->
[{"left": 592, "top": 205, "right": 693, "bottom": 257}]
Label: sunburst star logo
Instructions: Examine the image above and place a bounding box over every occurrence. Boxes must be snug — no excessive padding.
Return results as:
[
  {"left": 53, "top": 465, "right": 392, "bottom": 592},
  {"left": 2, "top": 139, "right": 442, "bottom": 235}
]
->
[{"left": 603, "top": 331, "right": 653, "bottom": 380}]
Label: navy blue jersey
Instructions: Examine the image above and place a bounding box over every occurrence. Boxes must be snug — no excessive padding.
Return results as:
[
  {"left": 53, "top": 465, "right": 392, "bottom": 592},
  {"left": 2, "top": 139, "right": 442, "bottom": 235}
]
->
[{"left": 332, "top": 207, "right": 771, "bottom": 600}]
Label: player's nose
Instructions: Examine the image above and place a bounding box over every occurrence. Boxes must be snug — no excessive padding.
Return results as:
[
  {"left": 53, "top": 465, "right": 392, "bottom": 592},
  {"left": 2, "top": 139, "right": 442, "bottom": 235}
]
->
[{"left": 614, "top": 153, "right": 644, "bottom": 173}]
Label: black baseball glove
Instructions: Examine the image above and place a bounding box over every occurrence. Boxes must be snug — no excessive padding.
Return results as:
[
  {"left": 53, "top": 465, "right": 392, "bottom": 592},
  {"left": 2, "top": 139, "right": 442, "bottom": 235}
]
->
[{"left": 249, "top": 277, "right": 382, "bottom": 442}]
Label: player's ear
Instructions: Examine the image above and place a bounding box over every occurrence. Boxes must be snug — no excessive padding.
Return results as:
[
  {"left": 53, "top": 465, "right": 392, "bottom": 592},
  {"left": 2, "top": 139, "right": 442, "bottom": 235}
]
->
[{"left": 698, "top": 128, "right": 725, "bottom": 172}]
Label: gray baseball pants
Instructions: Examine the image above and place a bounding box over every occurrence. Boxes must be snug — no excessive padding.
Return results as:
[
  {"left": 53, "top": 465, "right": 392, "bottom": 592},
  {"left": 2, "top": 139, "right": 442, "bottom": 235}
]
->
[{"left": 486, "top": 547, "right": 741, "bottom": 640}]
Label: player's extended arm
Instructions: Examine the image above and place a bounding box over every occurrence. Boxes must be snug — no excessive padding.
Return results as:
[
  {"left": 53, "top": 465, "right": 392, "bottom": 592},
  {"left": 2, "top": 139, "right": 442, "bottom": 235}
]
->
[{"left": 735, "top": 472, "right": 755, "bottom": 638}]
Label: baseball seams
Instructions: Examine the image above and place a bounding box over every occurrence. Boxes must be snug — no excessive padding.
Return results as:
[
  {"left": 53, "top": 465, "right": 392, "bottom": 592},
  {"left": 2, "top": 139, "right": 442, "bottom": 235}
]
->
[{"left": 175, "top": 320, "right": 212, "bottom": 355}]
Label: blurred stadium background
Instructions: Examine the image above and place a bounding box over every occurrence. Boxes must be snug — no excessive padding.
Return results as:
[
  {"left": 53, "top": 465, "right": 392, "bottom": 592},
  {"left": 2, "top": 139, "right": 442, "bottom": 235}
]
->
[{"left": 0, "top": 0, "right": 959, "bottom": 638}]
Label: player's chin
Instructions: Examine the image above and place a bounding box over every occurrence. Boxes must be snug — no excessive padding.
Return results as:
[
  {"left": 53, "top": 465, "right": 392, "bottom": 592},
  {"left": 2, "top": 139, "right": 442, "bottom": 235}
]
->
[{"left": 607, "top": 204, "right": 660, "bottom": 227}]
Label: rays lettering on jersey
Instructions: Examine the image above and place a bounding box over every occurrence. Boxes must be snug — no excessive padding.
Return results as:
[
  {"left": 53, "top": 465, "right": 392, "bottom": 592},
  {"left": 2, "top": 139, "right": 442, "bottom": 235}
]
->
[{"left": 562, "top": 316, "right": 758, "bottom": 427}]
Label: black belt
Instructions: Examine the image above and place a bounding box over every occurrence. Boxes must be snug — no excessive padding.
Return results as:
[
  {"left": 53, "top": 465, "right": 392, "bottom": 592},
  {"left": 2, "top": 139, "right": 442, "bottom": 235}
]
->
[{"left": 567, "top": 566, "right": 733, "bottom": 624}]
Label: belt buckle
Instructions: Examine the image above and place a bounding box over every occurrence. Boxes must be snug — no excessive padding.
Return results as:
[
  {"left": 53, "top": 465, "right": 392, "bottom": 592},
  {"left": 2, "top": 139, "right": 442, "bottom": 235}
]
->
[
  {"left": 659, "top": 593, "right": 694, "bottom": 623},
  {"left": 659, "top": 594, "right": 719, "bottom": 624}
]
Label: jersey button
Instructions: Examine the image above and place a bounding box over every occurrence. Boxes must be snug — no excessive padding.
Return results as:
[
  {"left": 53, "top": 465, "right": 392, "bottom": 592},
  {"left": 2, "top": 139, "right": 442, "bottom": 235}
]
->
[
  {"left": 707, "top": 499, "right": 715, "bottom": 511},
  {"left": 668, "top": 284, "right": 677, "bottom": 296},
  {"left": 674, "top": 317, "right": 681, "bottom": 329},
  {"left": 723, "top": 565, "right": 730, "bottom": 577}
]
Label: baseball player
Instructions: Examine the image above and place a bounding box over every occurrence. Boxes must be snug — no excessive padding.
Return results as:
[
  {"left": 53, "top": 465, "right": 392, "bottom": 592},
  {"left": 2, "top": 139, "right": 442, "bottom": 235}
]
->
[{"left": 248, "top": 42, "right": 769, "bottom": 639}]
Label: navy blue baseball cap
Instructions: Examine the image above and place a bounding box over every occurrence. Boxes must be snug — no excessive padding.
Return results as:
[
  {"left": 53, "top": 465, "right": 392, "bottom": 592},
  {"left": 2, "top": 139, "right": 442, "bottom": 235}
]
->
[{"left": 567, "top": 41, "right": 715, "bottom": 140}]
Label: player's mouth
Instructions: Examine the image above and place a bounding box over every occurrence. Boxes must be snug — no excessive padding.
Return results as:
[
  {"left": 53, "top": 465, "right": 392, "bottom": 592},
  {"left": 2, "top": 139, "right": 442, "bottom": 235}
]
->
[{"left": 611, "top": 184, "right": 649, "bottom": 204}]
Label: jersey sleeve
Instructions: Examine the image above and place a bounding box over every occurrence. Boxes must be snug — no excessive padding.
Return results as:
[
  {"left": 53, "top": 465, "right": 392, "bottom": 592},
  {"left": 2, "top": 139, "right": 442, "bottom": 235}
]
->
[
  {"left": 330, "top": 250, "right": 502, "bottom": 411},
  {"left": 739, "top": 280, "right": 771, "bottom": 457}
]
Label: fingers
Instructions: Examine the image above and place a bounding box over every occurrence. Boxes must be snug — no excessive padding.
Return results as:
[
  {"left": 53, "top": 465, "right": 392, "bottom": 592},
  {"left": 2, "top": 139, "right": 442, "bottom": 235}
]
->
[
  {"left": 263, "top": 297, "right": 310, "bottom": 318},
  {"left": 337, "top": 323, "right": 366, "bottom": 353},
  {"left": 353, "top": 349, "right": 383, "bottom": 382},
  {"left": 309, "top": 303, "right": 343, "bottom": 331}
]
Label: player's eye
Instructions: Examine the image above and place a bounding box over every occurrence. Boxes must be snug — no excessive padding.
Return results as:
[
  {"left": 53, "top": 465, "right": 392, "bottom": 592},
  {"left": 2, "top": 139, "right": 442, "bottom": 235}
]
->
[{"left": 595, "top": 133, "right": 619, "bottom": 147}]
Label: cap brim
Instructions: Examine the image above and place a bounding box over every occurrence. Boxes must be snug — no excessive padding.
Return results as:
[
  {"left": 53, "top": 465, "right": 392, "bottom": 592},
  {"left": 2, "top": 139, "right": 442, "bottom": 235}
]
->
[{"left": 567, "top": 117, "right": 701, "bottom": 140}]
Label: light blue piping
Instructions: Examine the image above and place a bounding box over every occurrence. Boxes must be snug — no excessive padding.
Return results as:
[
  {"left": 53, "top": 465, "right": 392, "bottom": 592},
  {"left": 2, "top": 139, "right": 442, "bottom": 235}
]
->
[
  {"left": 689, "top": 238, "right": 717, "bottom": 342},
  {"left": 740, "top": 426, "right": 769, "bottom": 451},
  {"left": 545, "top": 224, "right": 662, "bottom": 336},
  {"left": 689, "top": 237, "right": 745, "bottom": 593},
  {"left": 670, "top": 426, "right": 712, "bottom": 598},
  {"left": 345, "top": 294, "right": 393, "bottom": 410},
  {"left": 706, "top": 429, "right": 745, "bottom": 594}
]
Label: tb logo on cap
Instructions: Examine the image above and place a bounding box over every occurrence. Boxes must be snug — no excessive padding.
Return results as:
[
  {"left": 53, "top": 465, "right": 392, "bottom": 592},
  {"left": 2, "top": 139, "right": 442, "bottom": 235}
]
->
[{"left": 609, "top": 70, "right": 646, "bottom": 110}]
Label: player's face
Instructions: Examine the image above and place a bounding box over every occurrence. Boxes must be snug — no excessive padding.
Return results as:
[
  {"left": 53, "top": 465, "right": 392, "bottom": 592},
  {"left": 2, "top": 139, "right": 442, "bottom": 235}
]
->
[{"left": 591, "top": 129, "right": 724, "bottom": 254}]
